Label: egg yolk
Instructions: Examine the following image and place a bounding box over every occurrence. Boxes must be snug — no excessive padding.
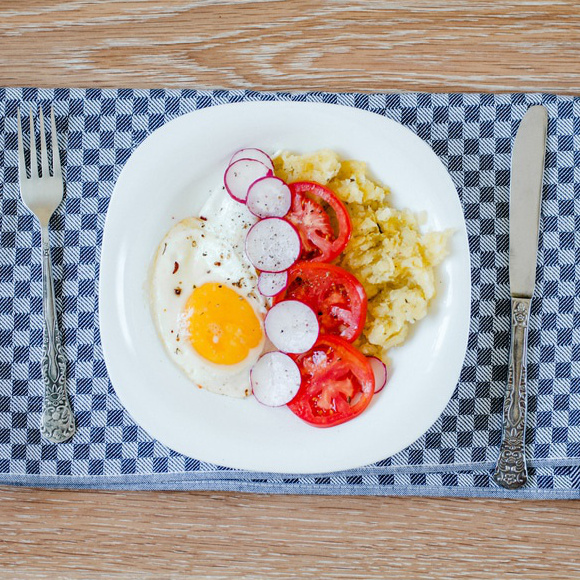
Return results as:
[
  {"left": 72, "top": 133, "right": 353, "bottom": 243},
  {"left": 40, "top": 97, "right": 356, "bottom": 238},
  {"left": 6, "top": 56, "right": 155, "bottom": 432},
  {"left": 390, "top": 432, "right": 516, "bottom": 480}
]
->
[{"left": 185, "top": 282, "right": 263, "bottom": 365}]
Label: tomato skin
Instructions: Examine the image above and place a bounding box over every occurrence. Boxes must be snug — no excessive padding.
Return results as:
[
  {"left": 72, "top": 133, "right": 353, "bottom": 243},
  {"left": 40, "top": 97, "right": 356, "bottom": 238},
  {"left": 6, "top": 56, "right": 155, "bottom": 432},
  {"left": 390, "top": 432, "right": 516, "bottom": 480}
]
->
[
  {"left": 274, "top": 261, "right": 367, "bottom": 342},
  {"left": 288, "top": 335, "right": 374, "bottom": 428},
  {"left": 285, "top": 181, "right": 352, "bottom": 263}
]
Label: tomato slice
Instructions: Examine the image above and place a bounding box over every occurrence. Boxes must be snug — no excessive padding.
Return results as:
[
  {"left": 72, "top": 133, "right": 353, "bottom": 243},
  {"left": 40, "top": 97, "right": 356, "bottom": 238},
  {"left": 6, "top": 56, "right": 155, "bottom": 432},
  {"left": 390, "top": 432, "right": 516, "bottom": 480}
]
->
[
  {"left": 274, "top": 262, "right": 367, "bottom": 342},
  {"left": 285, "top": 181, "right": 351, "bottom": 263},
  {"left": 288, "top": 335, "right": 374, "bottom": 428}
]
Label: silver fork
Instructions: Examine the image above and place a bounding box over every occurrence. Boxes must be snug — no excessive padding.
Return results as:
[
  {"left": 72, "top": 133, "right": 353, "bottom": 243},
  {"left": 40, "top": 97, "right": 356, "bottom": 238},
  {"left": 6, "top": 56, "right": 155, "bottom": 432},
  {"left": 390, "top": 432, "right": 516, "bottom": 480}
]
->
[{"left": 17, "top": 107, "right": 75, "bottom": 443}]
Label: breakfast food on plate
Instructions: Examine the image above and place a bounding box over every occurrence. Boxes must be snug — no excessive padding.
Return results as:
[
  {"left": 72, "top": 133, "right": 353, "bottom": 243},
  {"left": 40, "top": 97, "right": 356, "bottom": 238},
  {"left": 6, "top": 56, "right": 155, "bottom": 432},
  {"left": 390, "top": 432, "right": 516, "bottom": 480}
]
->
[
  {"left": 287, "top": 335, "right": 375, "bottom": 428},
  {"left": 149, "top": 190, "right": 267, "bottom": 398},
  {"left": 274, "top": 262, "right": 367, "bottom": 343},
  {"left": 273, "top": 150, "right": 451, "bottom": 363},
  {"left": 368, "top": 356, "right": 388, "bottom": 393},
  {"left": 150, "top": 146, "right": 449, "bottom": 427},
  {"left": 250, "top": 351, "right": 301, "bottom": 408}
]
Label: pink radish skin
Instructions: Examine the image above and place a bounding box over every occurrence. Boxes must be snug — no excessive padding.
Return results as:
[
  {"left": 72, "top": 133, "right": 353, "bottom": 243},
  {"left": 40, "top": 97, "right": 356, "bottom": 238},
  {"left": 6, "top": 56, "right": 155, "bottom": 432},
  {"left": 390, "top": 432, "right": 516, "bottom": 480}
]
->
[
  {"left": 246, "top": 177, "right": 292, "bottom": 218},
  {"left": 368, "top": 356, "right": 387, "bottom": 393},
  {"left": 245, "top": 218, "right": 301, "bottom": 273},
  {"left": 258, "top": 271, "right": 288, "bottom": 297},
  {"left": 264, "top": 300, "right": 319, "bottom": 354},
  {"left": 230, "top": 148, "right": 274, "bottom": 172},
  {"left": 251, "top": 352, "right": 301, "bottom": 407},
  {"left": 224, "top": 158, "right": 271, "bottom": 203}
]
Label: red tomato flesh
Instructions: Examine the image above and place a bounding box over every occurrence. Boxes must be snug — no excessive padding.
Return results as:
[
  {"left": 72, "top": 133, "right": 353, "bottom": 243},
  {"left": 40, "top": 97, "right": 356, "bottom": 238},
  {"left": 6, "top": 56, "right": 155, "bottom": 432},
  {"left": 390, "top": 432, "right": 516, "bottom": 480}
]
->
[
  {"left": 275, "top": 261, "right": 367, "bottom": 342},
  {"left": 285, "top": 181, "right": 352, "bottom": 263},
  {"left": 288, "top": 335, "right": 374, "bottom": 428}
]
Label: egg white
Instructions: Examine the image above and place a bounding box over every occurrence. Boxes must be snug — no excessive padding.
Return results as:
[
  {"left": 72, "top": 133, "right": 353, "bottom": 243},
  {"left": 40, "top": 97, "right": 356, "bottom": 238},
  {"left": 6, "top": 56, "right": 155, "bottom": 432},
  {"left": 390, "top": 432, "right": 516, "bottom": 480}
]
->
[
  {"left": 150, "top": 209, "right": 267, "bottom": 398},
  {"left": 199, "top": 185, "right": 257, "bottom": 251}
]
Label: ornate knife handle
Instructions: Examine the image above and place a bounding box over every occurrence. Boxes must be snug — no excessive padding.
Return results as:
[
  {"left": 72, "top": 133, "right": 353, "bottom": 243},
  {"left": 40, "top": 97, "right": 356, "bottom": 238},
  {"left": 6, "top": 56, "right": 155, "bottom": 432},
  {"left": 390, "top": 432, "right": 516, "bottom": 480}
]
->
[
  {"left": 40, "top": 227, "right": 75, "bottom": 443},
  {"left": 493, "top": 298, "right": 531, "bottom": 489}
]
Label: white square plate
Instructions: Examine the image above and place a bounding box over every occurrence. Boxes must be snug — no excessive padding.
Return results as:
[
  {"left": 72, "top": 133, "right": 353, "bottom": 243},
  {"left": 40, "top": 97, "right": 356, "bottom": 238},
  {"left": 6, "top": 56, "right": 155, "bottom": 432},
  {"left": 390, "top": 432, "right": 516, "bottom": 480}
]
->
[{"left": 99, "top": 101, "right": 471, "bottom": 473}]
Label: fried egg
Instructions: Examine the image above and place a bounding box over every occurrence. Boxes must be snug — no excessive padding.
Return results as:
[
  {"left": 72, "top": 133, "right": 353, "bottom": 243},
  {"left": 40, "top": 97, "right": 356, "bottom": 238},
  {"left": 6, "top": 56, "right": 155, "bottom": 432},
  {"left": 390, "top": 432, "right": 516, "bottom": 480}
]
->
[{"left": 150, "top": 192, "right": 267, "bottom": 398}]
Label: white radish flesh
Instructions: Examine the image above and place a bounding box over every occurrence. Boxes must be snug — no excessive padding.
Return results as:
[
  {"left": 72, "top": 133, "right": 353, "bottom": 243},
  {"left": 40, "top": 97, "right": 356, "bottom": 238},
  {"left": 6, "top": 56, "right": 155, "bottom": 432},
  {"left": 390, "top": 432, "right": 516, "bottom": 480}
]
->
[
  {"left": 368, "top": 356, "right": 387, "bottom": 393},
  {"left": 258, "top": 271, "right": 288, "bottom": 297},
  {"left": 224, "top": 159, "right": 271, "bottom": 203},
  {"left": 230, "top": 148, "right": 274, "bottom": 172},
  {"left": 265, "top": 300, "right": 319, "bottom": 354},
  {"left": 251, "top": 352, "right": 302, "bottom": 407},
  {"left": 246, "top": 177, "right": 292, "bottom": 218},
  {"left": 245, "top": 218, "right": 301, "bottom": 273}
]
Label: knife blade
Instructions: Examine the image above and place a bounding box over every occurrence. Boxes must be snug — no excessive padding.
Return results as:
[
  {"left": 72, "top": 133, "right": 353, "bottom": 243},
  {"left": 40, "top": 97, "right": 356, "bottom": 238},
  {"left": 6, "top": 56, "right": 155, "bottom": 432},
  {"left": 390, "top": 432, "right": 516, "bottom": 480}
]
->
[
  {"left": 494, "top": 105, "right": 548, "bottom": 490},
  {"left": 509, "top": 105, "right": 548, "bottom": 297}
]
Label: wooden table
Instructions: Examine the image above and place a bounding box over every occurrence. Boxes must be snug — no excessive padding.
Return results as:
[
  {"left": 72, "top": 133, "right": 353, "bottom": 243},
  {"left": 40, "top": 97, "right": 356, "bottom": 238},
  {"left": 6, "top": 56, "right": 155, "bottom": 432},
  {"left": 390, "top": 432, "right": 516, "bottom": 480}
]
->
[{"left": 1, "top": 1, "right": 579, "bottom": 578}]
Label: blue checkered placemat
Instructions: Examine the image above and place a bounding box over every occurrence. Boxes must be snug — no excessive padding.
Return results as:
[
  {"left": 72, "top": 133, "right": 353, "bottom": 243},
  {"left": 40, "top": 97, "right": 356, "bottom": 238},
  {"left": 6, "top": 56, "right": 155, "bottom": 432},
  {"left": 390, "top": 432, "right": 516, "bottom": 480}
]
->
[{"left": 0, "top": 88, "right": 579, "bottom": 499}]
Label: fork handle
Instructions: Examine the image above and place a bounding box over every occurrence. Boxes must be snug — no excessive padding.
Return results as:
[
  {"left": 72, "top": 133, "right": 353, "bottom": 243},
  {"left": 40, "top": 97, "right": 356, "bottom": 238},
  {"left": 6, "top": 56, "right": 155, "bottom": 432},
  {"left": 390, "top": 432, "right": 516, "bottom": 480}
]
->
[
  {"left": 40, "top": 226, "right": 75, "bottom": 443},
  {"left": 493, "top": 297, "right": 530, "bottom": 489}
]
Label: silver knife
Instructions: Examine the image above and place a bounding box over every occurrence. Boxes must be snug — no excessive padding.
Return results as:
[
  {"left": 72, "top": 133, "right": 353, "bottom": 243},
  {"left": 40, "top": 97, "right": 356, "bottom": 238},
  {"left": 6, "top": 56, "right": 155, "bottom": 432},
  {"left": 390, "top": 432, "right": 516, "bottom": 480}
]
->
[{"left": 493, "top": 105, "right": 548, "bottom": 489}]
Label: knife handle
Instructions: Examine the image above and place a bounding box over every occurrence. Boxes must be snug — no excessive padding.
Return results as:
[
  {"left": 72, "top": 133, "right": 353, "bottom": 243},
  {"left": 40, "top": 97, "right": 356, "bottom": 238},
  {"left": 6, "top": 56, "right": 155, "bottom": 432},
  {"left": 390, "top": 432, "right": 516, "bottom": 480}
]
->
[{"left": 494, "top": 297, "right": 531, "bottom": 489}]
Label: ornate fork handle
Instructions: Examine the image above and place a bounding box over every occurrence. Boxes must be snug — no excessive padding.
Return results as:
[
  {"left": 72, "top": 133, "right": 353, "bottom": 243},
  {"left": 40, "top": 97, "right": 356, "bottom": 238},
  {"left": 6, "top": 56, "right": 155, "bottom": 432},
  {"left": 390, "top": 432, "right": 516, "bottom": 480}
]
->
[
  {"left": 493, "top": 298, "right": 530, "bottom": 489},
  {"left": 40, "top": 226, "right": 75, "bottom": 443}
]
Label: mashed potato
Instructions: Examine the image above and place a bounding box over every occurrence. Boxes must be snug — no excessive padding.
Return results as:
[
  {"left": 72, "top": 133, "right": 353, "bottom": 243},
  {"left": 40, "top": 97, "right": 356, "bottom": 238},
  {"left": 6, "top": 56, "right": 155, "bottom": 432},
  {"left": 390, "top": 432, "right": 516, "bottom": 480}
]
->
[{"left": 273, "top": 150, "right": 450, "bottom": 363}]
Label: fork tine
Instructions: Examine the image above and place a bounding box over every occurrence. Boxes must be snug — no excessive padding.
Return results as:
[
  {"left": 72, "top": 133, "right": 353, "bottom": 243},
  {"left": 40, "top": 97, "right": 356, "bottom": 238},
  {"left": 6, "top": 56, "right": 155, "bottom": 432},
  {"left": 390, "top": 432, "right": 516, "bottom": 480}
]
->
[
  {"left": 38, "top": 107, "right": 50, "bottom": 178},
  {"left": 16, "top": 108, "right": 28, "bottom": 181},
  {"left": 28, "top": 109, "right": 38, "bottom": 178},
  {"left": 50, "top": 106, "right": 62, "bottom": 178}
]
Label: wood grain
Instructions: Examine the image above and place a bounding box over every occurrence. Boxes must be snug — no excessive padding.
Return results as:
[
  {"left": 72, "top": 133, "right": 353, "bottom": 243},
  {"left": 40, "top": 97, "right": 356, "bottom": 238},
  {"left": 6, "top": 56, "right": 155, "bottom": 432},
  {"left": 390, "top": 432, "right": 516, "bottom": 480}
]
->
[
  {"left": 1, "top": 487, "right": 580, "bottom": 580},
  {"left": 1, "top": 1, "right": 579, "bottom": 578},
  {"left": 0, "top": 0, "right": 579, "bottom": 93}
]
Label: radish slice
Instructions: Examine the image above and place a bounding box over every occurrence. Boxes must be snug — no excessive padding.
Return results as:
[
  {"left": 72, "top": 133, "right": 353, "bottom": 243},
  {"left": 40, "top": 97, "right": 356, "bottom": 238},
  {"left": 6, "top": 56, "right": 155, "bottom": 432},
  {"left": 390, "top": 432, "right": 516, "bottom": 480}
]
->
[
  {"left": 230, "top": 148, "right": 274, "bottom": 172},
  {"left": 251, "top": 352, "right": 301, "bottom": 407},
  {"left": 264, "top": 300, "right": 319, "bottom": 354},
  {"left": 246, "top": 177, "right": 292, "bottom": 218},
  {"left": 245, "top": 218, "right": 300, "bottom": 273},
  {"left": 224, "top": 159, "right": 271, "bottom": 203},
  {"left": 368, "top": 356, "right": 387, "bottom": 393},
  {"left": 258, "top": 271, "right": 288, "bottom": 297}
]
